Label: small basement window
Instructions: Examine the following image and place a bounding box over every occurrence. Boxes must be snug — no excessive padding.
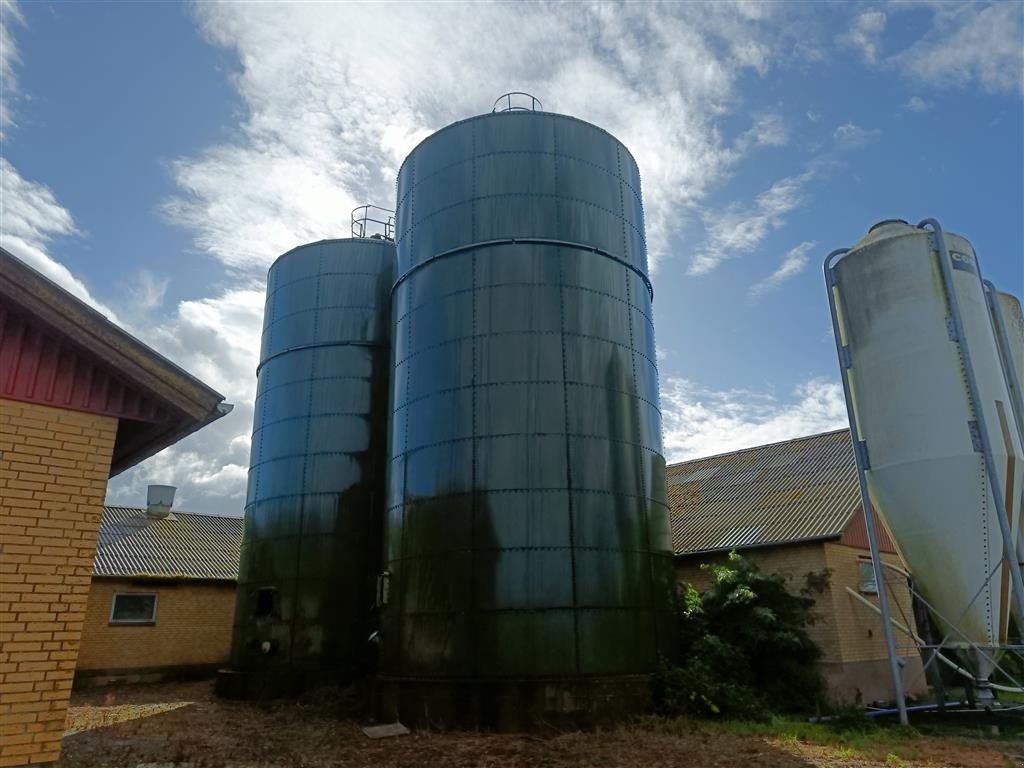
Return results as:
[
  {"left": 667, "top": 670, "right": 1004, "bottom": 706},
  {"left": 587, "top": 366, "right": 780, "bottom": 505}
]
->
[
  {"left": 110, "top": 593, "right": 158, "bottom": 624},
  {"left": 858, "top": 559, "right": 878, "bottom": 594}
]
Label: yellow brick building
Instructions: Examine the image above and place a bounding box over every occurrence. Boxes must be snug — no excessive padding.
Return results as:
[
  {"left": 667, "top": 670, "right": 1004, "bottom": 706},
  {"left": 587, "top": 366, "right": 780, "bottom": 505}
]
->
[
  {"left": 0, "top": 249, "right": 229, "bottom": 767},
  {"left": 75, "top": 504, "right": 242, "bottom": 686},
  {"left": 668, "top": 429, "right": 930, "bottom": 706}
]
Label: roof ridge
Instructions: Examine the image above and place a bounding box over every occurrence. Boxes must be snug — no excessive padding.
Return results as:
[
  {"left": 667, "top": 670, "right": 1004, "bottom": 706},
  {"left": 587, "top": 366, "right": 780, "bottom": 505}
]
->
[
  {"left": 102, "top": 505, "right": 243, "bottom": 521},
  {"left": 665, "top": 426, "right": 851, "bottom": 469}
]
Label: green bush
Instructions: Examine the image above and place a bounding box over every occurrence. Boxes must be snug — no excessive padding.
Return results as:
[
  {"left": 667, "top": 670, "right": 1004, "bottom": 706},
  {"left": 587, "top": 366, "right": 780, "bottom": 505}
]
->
[{"left": 656, "top": 551, "right": 829, "bottom": 719}]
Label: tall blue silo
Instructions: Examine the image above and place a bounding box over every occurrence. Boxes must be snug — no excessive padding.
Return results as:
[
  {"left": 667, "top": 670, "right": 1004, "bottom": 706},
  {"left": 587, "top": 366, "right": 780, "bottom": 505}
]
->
[
  {"left": 378, "top": 95, "right": 675, "bottom": 727},
  {"left": 219, "top": 231, "right": 395, "bottom": 697}
]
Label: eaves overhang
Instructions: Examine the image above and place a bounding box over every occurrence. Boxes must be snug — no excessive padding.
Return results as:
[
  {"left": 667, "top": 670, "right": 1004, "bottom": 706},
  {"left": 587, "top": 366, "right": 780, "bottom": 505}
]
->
[{"left": 0, "top": 248, "right": 231, "bottom": 476}]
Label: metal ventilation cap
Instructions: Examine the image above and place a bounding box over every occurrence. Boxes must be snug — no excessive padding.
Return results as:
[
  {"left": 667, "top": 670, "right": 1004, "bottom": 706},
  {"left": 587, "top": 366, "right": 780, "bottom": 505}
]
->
[
  {"left": 146, "top": 484, "right": 176, "bottom": 519},
  {"left": 352, "top": 204, "right": 395, "bottom": 240},
  {"left": 492, "top": 92, "right": 542, "bottom": 113}
]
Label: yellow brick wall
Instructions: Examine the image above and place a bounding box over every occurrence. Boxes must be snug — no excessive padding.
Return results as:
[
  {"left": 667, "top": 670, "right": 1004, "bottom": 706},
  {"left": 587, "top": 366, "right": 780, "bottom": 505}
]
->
[
  {"left": 822, "top": 542, "right": 920, "bottom": 663},
  {"left": 77, "top": 578, "right": 236, "bottom": 672},
  {"left": 674, "top": 541, "right": 929, "bottom": 704},
  {"left": 674, "top": 542, "right": 842, "bottom": 662},
  {"left": 0, "top": 398, "right": 116, "bottom": 767}
]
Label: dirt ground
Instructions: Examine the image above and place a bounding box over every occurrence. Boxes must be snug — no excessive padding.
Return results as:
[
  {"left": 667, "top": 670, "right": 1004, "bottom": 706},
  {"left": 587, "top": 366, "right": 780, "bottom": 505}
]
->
[{"left": 59, "top": 680, "right": 1024, "bottom": 768}]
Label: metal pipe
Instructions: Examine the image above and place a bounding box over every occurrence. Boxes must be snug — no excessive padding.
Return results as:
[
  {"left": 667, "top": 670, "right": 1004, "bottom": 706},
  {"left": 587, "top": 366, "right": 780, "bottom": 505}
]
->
[
  {"left": 844, "top": 586, "right": 1024, "bottom": 693},
  {"left": 824, "top": 247, "right": 908, "bottom": 725},
  {"left": 862, "top": 701, "right": 968, "bottom": 718},
  {"left": 918, "top": 218, "right": 1024, "bottom": 628},
  {"left": 890, "top": 574, "right": 1024, "bottom": 691}
]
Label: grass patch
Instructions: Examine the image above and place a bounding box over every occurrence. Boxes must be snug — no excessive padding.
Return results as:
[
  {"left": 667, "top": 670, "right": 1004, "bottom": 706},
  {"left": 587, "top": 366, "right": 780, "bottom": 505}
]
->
[{"left": 639, "top": 712, "right": 941, "bottom": 760}]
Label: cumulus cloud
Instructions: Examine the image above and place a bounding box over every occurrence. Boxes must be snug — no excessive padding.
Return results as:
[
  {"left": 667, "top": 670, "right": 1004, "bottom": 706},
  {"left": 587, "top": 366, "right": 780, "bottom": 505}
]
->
[
  {"left": 107, "top": 444, "right": 250, "bottom": 510},
  {"left": 661, "top": 376, "right": 848, "bottom": 462},
  {"left": 837, "top": 10, "right": 887, "bottom": 65},
  {"left": 105, "top": 288, "right": 264, "bottom": 511},
  {"left": 750, "top": 240, "right": 818, "bottom": 295},
  {"left": 895, "top": 2, "right": 1023, "bottom": 96}
]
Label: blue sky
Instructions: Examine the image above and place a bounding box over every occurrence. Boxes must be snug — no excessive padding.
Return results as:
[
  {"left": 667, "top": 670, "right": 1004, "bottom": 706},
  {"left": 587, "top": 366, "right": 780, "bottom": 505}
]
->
[{"left": 2, "top": 1, "right": 1021, "bottom": 515}]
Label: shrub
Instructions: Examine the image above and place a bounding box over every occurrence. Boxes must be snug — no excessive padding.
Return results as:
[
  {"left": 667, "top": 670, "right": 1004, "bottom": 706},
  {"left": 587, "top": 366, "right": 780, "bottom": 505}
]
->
[{"left": 656, "top": 551, "right": 828, "bottom": 719}]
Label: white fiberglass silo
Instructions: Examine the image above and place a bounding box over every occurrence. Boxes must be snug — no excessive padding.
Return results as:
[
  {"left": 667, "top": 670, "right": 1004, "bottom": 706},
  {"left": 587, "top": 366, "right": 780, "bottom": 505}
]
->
[{"left": 826, "top": 219, "right": 1024, "bottom": 693}]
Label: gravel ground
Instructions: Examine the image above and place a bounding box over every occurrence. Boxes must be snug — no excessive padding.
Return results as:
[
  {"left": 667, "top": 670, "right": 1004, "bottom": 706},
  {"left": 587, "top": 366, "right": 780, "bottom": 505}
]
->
[{"left": 59, "top": 681, "right": 1022, "bottom": 768}]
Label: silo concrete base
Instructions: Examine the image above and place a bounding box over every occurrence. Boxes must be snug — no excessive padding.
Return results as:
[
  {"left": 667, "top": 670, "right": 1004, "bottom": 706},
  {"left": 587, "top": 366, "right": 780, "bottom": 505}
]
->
[{"left": 372, "top": 675, "right": 655, "bottom": 731}]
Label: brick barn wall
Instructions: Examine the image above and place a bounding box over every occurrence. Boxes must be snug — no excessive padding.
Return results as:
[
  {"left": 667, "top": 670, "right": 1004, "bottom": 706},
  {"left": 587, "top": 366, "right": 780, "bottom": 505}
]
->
[
  {"left": 821, "top": 542, "right": 928, "bottom": 703},
  {"left": 77, "top": 578, "right": 236, "bottom": 673},
  {"left": 0, "top": 398, "right": 116, "bottom": 767},
  {"left": 822, "top": 543, "right": 919, "bottom": 663}
]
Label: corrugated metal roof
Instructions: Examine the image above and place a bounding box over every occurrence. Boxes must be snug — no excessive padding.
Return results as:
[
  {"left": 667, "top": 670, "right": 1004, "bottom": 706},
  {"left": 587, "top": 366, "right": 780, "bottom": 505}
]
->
[
  {"left": 93, "top": 506, "right": 242, "bottom": 580},
  {"left": 667, "top": 428, "right": 861, "bottom": 556}
]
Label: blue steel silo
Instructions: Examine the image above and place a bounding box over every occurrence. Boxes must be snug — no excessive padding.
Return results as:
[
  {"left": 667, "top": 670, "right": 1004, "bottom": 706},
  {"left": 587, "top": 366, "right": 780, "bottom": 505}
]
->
[
  {"left": 378, "top": 95, "right": 675, "bottom": 727},
  {"left": 219, "top": 218, "right": 396, "bottom": 697}
]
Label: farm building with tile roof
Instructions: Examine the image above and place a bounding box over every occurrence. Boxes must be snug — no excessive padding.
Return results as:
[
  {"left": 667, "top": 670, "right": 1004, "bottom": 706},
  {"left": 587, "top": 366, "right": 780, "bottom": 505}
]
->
[
  {"left": 75, "top": 505, "right": 243, "bottom": 687},
  {"left": 667, "top": 428, "right": 925, "bottom": 706}
]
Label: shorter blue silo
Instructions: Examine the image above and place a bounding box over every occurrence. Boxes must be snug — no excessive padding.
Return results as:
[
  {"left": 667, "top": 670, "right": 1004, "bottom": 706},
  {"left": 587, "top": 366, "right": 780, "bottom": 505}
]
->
[{"left": 219, "top": 231, "right": 395, "bottom": 697}]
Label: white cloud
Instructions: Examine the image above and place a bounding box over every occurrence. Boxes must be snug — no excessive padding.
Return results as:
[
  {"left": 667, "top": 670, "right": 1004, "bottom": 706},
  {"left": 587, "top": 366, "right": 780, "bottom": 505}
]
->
[
  {"left": 833, "top": 122, "right": 882, "bottom": 150},
  {"left": 902, "top": 95, "right": 933, "bottom": 112},
  {"left": 105, "top": 287, "right": 264, "bottom": 512},
  {"left": 688, "top": 114, "right": 878, "bottom": 277},
  {"left": 0, "top": 158, "right": 120, "bottom": 321},
  {"left": 895, "top": 2, "right": 1023, "bottom": 95},
  {"left": 837, "top": 10, "right": 887, "bottom": 65},
  {"left": 750, "top": 240, "right": 818, "bottom": 295},
  {"left": 122, "top": 269, "right": 169, "bottom": 314},
  {"left": 135, "top": 3, "right": 821, "bottom": 511},
  {"left": 689, "top": 165, "right": 818, "bottom": 275},
  {"left": 734, "top": 112, "right": 789, "bottom": 153},
  {"left": 661, "top": 376, "right": 848, "bottom": 462},
  {"left": 0, "top": 0, "right": 24, "bottom": 135},
  {"left": 107, "top": 445, "right": 250, "bottom": 510},
  {"left": 831, "top": 5, "right": 1023, "bottom": 96},
  {"left": 166, "top": 3, "right": 800, "bottom": 277}
]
